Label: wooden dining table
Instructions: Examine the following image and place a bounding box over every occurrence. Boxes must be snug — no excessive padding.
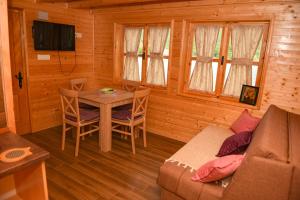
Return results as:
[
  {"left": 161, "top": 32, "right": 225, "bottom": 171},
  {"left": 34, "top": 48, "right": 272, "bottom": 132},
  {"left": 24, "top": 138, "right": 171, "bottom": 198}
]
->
[{"left": 78, "top": 89, "right": 133, "bottom": 152}]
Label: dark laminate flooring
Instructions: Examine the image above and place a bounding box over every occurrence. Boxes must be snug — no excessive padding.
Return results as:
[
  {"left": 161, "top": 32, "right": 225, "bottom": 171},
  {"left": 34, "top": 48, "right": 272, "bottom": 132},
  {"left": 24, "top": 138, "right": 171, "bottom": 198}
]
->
[{"left": 24, "top": 127, "right": 184, "bottom": 200}]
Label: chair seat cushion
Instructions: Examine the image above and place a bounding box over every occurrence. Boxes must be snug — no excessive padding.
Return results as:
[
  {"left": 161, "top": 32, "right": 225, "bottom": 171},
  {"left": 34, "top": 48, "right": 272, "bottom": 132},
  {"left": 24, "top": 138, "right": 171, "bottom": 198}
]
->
[
  {"left": 112, "top": 109, "right": 142, "bottom": 121},
  {"left": 79, "top": 102, "right": 98, "bottom": 110},
  {"left": 112, "top": 110, "right": 132, "bottom": 121},
  {"left": 113, "top": 103, "right": 133, "bottom": 111},
  {"left": 66, "top": 108, "right": 99, "bottom": 122}
]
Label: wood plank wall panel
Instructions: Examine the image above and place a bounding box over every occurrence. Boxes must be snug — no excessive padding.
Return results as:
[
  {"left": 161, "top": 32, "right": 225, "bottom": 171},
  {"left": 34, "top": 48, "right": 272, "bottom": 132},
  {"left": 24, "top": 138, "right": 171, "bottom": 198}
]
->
[
  {"left": 9, "top": 0, "right": 95, "bottom": 132},
  {"left": 93, "top": 1, "right": 300, "bottom": 142}
]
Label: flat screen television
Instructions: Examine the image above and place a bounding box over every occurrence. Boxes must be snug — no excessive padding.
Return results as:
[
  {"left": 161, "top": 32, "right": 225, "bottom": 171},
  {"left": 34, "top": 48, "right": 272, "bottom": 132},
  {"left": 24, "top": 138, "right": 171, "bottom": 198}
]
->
[{"left": 32, "top": 20, "right": 75, "bottom": 51}]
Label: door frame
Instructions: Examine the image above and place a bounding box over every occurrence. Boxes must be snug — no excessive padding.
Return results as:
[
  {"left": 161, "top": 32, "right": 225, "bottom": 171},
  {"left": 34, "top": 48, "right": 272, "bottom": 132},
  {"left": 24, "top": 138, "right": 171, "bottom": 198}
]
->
[
  {"left": 8, "top": 8, "right": 32, "bottom": 134},
  {"left": 0, "top": 0, "right": 16, "bottom": 133}
]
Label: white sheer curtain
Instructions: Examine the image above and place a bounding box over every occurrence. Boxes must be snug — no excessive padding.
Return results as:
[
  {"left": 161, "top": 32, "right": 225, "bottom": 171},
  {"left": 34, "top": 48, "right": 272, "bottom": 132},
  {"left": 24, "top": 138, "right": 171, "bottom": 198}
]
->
[
  {"left": 223, "top": 25, "right": 263, "bottom": 97},
  {"left": 146, "top": 26, "right": 169, "bottom": 86},
  {"left": 123, "top": 27, "right": 143, "bottom": 81},
  {"left": 189, "top": 25, "right": 220, "bottom": 92}
]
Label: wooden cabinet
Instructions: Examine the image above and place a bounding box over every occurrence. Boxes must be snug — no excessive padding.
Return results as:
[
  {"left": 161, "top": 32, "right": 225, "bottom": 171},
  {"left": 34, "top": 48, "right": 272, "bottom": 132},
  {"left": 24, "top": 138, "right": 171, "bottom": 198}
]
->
[{"left": 0, "top": 133, "right": 49, "bottom": 200}]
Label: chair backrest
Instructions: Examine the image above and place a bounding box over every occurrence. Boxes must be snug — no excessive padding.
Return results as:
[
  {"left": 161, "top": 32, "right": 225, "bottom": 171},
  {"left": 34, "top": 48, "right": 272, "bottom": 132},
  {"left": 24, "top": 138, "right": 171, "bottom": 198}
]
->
[
  {"left": 70, "top": 78, "right": 87, "bottom": 91},
  {"left": 59, "top": 88, "right": 80, "bottom": 122},
  {"left": 131, "top": 88, "right": 151, "bottom": 120},
  {"left": 122, "top": 80, "right": 141, "bottom": 92}
]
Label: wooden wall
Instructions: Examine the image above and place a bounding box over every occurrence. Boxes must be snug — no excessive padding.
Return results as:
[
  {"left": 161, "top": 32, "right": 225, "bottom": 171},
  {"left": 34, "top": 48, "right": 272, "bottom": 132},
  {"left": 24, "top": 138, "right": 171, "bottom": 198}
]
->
[
  {"left": 93, "top": 0, "right": 300, "bottom": 142},
  {"left": 9, "top": 0, "right": 95, "bottom": 132},
  {"left": 5, "top": 0, "right": 300, "bottom": 141}
]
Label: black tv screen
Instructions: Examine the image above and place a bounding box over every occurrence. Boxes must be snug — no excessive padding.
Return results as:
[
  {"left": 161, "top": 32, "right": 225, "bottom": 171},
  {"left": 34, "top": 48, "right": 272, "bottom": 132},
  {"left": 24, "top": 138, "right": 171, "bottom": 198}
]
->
[
  {"left": 60, "top": 24, "right": 75, "bottom": 51},
  {"left": 33, "top": 21, "right": 75, "bottom": 51}
]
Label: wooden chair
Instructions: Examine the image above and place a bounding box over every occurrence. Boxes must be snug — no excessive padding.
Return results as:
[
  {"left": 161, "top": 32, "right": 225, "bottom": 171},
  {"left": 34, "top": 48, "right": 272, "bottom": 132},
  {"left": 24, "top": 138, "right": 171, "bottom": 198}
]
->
[
  {"left": 113, "top": 81, "right": 143, "bottom": 112},
  {"left": 59, "top": 88, "right": 100, "bottom": 157},
  {"left": 122, "top": 80, "right": 141, "bottom": 92},
  {"left": 70, "top": 78, "right": 97, "bottom": 111},
  {"left": 70, "top": 78, "right": 87, "bottom": 91},
  {"left": 111, "top": 88, "right": 151, "bottom": 154}
]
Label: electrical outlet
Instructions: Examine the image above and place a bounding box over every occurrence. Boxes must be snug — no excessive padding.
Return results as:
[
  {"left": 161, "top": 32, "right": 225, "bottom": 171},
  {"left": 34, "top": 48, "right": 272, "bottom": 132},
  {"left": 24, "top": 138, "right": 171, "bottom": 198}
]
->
[
  {"left": 37, "top": 11, "right": 48, "bottom": 21},
  {"left": 37, "top": 54, "right": 50, "bottom": 60},
  {"left": 75, "top": 32, "right": 82, "bottom": 38}
]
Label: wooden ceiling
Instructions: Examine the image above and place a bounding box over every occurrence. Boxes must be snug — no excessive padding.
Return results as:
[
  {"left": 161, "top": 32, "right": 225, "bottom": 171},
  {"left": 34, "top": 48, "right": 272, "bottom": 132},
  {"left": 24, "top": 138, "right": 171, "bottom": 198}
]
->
[{"left": 36, "top": 0, "right": 198, "bottom": 9}]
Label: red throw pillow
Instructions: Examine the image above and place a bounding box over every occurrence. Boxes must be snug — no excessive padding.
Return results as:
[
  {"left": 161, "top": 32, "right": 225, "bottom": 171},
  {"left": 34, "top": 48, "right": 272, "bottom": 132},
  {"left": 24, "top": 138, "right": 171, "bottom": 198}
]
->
[
  {"left": 192, "top": 154, "right": 245, "bottom": 183},
  {"left": 216, "top": 132, "right": 252, "bottom": 157},
  {"left": 231, "top": 110, "right": 260, "bottom": 134}
]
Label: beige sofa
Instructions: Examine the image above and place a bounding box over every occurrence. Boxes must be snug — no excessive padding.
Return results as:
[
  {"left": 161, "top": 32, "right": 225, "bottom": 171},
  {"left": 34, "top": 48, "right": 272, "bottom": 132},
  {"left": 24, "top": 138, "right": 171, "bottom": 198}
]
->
[{"left": 157, "top": 105, "right": 300, "bottom": 200}]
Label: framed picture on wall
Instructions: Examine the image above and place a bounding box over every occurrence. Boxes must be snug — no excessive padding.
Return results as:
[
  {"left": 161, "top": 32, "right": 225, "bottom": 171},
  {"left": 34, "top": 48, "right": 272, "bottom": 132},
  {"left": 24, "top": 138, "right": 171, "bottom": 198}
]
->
[{"left": 239, "top": 85, "right": 259, "bottom": 106}]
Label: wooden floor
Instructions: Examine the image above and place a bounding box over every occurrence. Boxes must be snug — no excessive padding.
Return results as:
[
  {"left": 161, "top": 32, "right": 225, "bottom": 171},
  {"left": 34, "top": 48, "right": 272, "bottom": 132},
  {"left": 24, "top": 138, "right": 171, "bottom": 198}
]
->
[{"left": 23, "top": 127, "right": 184, "bottom": 200}]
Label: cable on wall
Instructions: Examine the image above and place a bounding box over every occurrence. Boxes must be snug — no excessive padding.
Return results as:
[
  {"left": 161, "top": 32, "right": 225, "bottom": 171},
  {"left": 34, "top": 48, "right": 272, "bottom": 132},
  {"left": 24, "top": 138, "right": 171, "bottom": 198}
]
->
[{"left": 57, "top": 50, "right": 77, "bottom": 76}]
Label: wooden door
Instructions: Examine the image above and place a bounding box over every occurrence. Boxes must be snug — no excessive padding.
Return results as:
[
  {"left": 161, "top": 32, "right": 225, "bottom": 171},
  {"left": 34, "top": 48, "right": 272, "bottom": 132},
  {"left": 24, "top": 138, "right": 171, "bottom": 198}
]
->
[{"left": 8, "top": 9, "right": 31, "bottom": 134}]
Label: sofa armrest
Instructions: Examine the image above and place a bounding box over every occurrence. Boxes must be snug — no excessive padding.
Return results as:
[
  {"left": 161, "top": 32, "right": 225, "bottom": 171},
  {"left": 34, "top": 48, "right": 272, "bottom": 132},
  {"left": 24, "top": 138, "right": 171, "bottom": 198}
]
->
[{"left": 223, "top": 156, "right": 293, "bottom": 200}]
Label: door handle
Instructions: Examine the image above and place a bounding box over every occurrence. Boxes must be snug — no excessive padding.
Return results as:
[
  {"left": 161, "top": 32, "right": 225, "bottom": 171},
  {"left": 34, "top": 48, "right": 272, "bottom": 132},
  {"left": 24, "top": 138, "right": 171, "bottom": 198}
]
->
[
  {"left": 15, "top": 72, "right": 23, "bottom": 89},
  {"left": 221, "top": 56, "right": 225, "bottom": 65}
]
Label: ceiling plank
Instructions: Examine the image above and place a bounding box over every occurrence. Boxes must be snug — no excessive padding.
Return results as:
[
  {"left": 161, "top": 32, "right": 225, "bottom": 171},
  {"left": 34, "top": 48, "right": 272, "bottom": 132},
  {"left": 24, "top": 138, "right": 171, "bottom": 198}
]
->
[
  {"left": 67, "top": 0, "right": 200, "bottom": 9},
  {"left": 36, "top": 0, "right": 70, "bottom": 2}
]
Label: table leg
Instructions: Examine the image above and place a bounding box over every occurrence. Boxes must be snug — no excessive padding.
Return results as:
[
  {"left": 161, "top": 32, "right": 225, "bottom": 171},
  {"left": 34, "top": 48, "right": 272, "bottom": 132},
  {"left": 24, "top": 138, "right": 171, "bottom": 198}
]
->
[{"left": 100, "top": 103, "right": 112, "bottom": 152}]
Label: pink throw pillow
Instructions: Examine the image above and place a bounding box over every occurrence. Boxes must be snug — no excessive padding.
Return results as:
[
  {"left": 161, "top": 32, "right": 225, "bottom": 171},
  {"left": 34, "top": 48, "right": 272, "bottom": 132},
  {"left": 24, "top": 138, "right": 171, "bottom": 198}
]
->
[
  {"left": 231, "top": 109, "right": 260, "bottom": 134},
  {"left": 192, "top": 154, "right": 245, "bottom": 183}
]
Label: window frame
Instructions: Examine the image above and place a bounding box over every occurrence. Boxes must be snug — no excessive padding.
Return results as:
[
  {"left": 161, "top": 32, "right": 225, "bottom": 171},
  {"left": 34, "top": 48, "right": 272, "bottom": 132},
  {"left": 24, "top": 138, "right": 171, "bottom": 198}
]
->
[
  {"left": 117, "top": 22, "right": 174, "bottom": 89},
  {"left": 179, "top": 20, "right": 270, "bottom": 109},
  {"left": 183, "top": 22, "right": 225, "bottom": 97}
]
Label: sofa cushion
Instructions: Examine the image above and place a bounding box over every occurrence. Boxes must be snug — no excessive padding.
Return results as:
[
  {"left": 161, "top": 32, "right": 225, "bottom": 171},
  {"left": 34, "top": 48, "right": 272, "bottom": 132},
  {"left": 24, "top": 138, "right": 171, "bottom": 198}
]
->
[
  {"left": 166, "top": 126, "right": 234, "bottom": 171},
  {"left": 216, "top": 132, "right": 252, "bottom": 157},
  {"left": 230, "top": 110, "right": 260, "bottom": 134},
  {"left": 246, "top": 105, "right": 288, "bottom": 162},
  {"left": 223, "top": 156, "right": 293, "bottom": 200},
  {"left": 192, "top": 154, "right": 245, "bottom": 183},
  {"left": 158, "top": 126, "right": 231, "bottom": 200}
]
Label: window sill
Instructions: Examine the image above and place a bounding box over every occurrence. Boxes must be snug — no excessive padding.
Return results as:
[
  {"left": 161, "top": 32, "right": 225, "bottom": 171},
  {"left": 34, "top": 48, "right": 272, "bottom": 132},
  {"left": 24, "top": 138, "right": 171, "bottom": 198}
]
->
[
  {"left": 178, "top": 89, "right": 261, "bottom": 110},
  {"left": 118, "top": 80, "right": 168, "bottom": 94},
  {"left": 143, "top": 83, "right": 167, "bottom": 90},
  {"left": 121, "top": 80, "right": 167, "bottom": 90}
]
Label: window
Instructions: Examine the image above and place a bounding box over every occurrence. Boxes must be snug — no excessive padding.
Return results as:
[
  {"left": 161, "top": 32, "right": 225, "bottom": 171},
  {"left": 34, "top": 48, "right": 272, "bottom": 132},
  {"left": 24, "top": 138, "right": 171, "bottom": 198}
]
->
[
  {"left": 123, "top": 27, "right": 143, "bottom": 81},
  {"left": 188, "top": 25, "right": 222, "bottom": 92},
  {"left": 182, "top": 21, "right": 269, "bottom": 103},
  {"left": 120, "top": 24, "right": 171, "bottom": 87}
]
